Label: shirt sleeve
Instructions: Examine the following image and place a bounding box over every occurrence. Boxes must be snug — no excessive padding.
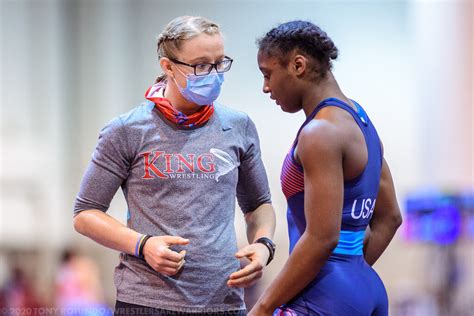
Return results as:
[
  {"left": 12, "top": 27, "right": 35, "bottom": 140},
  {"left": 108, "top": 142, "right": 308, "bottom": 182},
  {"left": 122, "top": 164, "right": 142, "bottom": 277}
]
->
[
  {"left": 236, "top": 116, "right": 272, "bottom": 213},
  {"left": 73, "top": 117, "right": 132, "bottom": 214}
]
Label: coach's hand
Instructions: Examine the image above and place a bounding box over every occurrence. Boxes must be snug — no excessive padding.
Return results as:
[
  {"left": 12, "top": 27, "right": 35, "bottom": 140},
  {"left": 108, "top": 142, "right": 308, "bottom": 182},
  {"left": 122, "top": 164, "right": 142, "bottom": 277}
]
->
[
  {"left": 143, "top": 236, "right": 189, "bottom": 276},
  {"left": 227, "top": 243, "right": 269, "bottom": 288}
]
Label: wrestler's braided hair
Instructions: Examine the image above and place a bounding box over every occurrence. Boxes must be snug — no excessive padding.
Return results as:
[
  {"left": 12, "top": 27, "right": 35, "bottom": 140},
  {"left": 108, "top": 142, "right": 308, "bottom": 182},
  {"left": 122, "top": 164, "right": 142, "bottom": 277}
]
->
[{"left": 257, "top": 21, "right": 338, "bottom": 80}]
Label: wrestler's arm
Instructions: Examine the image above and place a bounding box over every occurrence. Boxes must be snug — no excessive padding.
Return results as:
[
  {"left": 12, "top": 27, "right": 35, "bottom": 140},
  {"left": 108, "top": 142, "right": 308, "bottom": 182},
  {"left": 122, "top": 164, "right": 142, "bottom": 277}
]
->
[
  {"left": 363, "top": 158, "right": 402, "bottom": 266},
  {"left": 250, "top": 120, "right": 344, "bottom": 313}
]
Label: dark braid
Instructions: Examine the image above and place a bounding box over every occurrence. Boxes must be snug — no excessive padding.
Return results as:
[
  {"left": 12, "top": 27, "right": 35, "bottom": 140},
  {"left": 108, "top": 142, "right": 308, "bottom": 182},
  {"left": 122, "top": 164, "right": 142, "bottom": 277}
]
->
[{"left": 257, "top": 21, "right": 338, "bottom": 80}]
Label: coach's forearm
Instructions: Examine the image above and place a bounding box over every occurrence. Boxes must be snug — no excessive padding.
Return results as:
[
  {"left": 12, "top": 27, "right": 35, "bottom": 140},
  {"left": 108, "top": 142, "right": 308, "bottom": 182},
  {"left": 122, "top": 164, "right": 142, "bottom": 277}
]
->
[
  {"left": 73, "top": 209, "right": 140, "bottom": 255},
  {"left": 244, "top": 203, "right": 276, "bottom": 243}
]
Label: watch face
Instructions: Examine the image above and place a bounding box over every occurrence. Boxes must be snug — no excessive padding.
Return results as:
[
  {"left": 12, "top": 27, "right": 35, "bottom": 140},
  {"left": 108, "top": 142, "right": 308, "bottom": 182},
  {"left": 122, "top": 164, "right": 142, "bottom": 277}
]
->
[{"left": 266, "top": 238, "right": 276, "bottom": 250}]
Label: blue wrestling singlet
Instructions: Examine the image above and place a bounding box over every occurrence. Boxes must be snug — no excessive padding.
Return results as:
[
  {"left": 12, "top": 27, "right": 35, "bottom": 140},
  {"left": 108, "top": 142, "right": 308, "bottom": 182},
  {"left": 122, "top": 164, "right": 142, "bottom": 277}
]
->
[{"left": 277, "top": 98, "right": 388, "bottom": 316}]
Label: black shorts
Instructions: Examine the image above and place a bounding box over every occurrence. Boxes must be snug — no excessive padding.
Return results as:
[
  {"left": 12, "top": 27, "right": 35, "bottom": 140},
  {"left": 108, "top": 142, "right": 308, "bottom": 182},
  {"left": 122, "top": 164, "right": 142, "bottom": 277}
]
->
[{"left": 114, "top": 301, "right": 246, "bottom": 316}]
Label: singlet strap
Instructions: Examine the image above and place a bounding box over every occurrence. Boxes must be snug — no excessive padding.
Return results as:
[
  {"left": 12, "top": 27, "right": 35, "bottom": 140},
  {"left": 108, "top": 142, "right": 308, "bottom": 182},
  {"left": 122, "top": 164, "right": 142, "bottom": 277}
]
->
[
  {"left": 315, "top": 98, "right": 369, "bottom": 131},
  {"left": 294, "top": 97, "right": 368, "bottom": 145}
]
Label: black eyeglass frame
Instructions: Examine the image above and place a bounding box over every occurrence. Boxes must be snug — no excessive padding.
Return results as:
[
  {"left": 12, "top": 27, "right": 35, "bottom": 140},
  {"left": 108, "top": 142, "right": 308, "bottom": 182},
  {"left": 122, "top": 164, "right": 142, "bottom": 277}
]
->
[{"left": 168, "top": 56, "right": 234, "bottom": 76}]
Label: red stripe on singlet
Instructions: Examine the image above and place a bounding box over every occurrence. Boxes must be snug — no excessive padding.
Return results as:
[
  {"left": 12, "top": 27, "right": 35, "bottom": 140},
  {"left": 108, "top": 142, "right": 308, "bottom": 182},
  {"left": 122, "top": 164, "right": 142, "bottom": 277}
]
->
[{"left": 281, "top": 152, "right": 304, "bottom": 199}]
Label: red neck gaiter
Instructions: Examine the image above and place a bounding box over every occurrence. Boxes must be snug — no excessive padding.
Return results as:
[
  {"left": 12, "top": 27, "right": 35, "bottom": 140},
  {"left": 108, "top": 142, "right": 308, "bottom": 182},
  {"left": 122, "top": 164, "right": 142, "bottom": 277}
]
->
[{"left": 145, "top": 82, "right": 214, "bottom": 129}]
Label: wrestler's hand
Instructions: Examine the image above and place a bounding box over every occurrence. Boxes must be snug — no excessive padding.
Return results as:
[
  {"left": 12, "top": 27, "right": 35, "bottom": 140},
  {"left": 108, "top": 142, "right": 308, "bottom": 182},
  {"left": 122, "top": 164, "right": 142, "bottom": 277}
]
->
[
  {"left": 227, "top": 243, "right": 269, "bottom": 288},
  {"left": 142, "top": 236, "right": 189, "bottom": 276}
]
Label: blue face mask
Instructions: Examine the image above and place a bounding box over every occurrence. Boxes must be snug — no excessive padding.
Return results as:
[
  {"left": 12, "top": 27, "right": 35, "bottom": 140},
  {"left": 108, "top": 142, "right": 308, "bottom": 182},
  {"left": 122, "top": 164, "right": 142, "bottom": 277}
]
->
[{"left": 173, "top": 69, "right": 224, "bottom": 106}]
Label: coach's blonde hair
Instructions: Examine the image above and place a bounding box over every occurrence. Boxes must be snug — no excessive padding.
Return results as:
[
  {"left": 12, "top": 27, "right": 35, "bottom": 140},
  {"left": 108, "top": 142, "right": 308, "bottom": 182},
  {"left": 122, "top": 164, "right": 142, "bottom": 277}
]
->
[{"left": 155, "top": 16, "right": 221, "bottom": 83}]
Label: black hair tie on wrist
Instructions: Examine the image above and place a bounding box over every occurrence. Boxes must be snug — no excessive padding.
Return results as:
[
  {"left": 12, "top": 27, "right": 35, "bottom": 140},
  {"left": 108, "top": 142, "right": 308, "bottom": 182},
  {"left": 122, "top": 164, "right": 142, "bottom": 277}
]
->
[{"left": 139, "top": 235, "right": 153, "bottom": 258}]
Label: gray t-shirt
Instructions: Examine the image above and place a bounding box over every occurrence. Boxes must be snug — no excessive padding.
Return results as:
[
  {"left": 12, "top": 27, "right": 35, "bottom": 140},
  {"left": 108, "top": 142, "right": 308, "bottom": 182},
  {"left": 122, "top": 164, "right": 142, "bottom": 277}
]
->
[{"left": 73, "top": 101, "right": 271, "bottom": 312}]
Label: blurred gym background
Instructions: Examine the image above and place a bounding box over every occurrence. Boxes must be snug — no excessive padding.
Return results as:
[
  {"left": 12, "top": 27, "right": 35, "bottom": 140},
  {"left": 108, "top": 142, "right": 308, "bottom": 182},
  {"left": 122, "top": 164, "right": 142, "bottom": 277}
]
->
[{"left": 1, "top": 0, "right": 472, "bottom": 315}]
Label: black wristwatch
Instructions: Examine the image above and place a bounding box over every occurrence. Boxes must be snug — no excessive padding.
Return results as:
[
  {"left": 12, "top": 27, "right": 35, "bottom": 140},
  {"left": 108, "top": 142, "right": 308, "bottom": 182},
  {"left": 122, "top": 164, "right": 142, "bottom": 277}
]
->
[{"left": 255, "top": 237, "right": 276, "bottom": 266}]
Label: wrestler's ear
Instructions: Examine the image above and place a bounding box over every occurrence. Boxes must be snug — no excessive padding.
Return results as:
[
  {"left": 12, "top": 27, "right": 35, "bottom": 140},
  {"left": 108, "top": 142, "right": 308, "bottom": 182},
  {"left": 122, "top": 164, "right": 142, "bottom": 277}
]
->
[{"left": 286, "top": 53, "right": 308, "bottom": 79}]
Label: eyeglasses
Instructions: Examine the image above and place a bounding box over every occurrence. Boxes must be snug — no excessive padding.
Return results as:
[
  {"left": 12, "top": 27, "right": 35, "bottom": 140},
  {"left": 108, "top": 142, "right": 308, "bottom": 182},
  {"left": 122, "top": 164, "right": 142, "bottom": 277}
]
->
[{"left": 168, "top": 56, "right": 233, "bottom": 76}]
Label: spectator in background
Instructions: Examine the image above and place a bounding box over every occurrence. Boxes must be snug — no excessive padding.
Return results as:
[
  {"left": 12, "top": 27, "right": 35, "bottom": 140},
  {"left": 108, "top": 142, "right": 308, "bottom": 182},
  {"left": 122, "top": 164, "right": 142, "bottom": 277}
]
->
[
  {"left": 2, "top": 265, "right": 42, "bottom": 315},
  {"left": 55, "top": 249, "right": 111, "bottom": 316}
]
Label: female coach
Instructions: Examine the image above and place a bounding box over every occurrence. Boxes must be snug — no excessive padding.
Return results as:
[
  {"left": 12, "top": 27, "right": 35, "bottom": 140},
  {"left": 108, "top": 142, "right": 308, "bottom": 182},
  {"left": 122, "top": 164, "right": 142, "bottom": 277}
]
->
[{"left": 73, "top": 16, "right": 276, "bottom": 316}]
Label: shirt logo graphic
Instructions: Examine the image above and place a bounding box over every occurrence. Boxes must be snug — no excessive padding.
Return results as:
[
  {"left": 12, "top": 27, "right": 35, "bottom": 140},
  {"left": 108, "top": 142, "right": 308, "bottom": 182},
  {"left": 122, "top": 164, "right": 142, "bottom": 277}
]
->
[
  {"left": 210, "top": 148, "right": 238, "bottom": 182},
  {"left": 141, "top": 148, "right": 238, "bottom": 182}
]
